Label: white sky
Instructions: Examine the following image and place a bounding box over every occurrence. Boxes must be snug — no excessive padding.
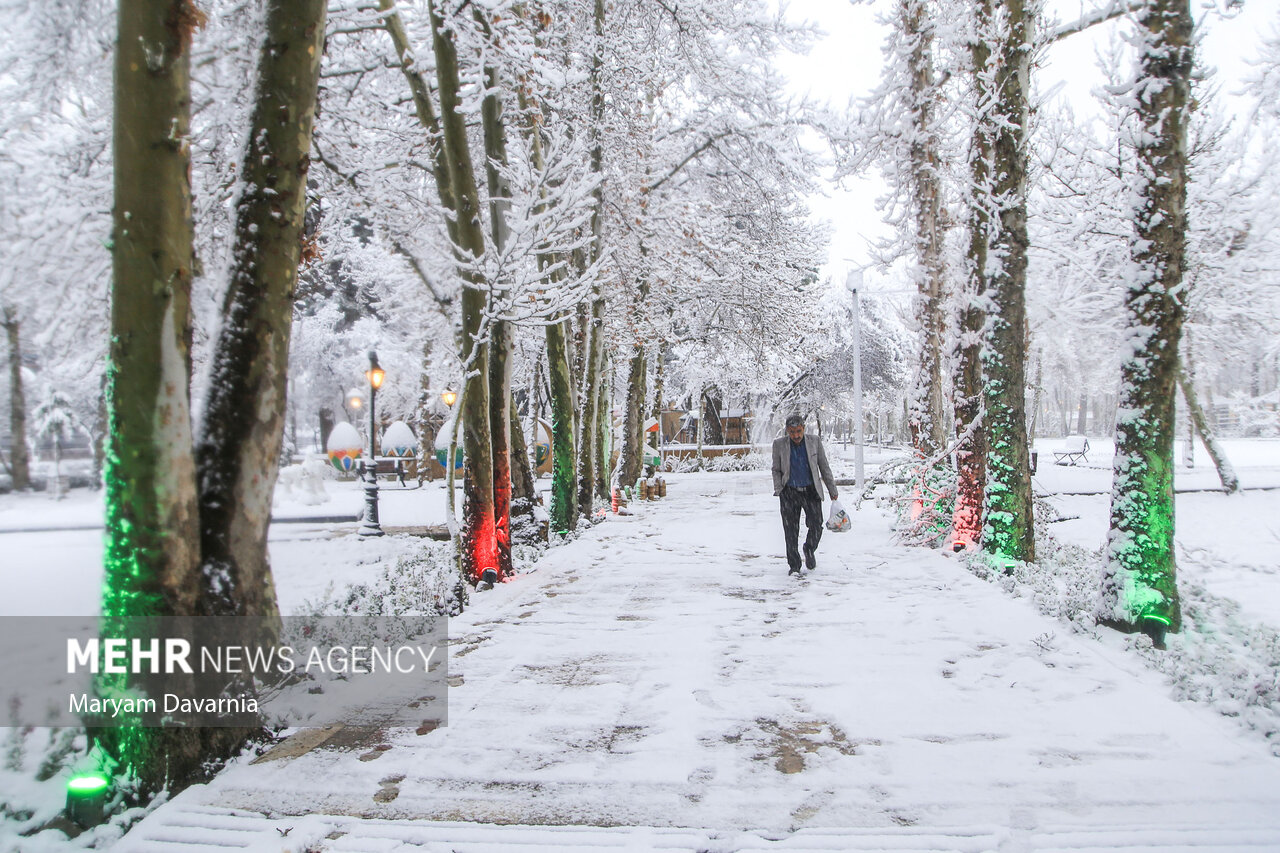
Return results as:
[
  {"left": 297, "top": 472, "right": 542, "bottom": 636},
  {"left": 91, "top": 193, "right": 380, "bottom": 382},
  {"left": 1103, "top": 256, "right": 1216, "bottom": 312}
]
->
[{"left": 773, "top": 0, "right": 1278, "bottom": 290}]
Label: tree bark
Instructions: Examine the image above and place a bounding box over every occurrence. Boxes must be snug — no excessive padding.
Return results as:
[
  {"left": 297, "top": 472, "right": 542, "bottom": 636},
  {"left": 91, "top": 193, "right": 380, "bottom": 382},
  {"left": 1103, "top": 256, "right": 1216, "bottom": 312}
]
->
[
  {"left": 576, "top": 304, "right": 602, "bottom": 518},
  {"left": 196, "top": 0, "right": 326, "bottom": 649},
  {"left": 429, "top": 0, "right": 498, "bottom": 584},
  {"left": 2, "top": 308, "right": 30, "bottom": 490},
  {"left": 546, "top": 316, "right": 578, "bottom": 533},
  {"left": 703, "top": 390, "right": 724, "bottom": 445},
  {"left": 595, "top": 355, "right": 612, "bottom": 501},
  {"left": 476, "top": 16, "right": 514, "bottom": 578},
  {"left": 1102, "top": 0, "right": 1192, "bottom": 638},
  {"left": 615, "top": 348, "right": 646, "bottom": 486},
  {"left": 980, "top": 0, "right": 1036, "bottom": 565},
  {"left": 1178, "top": 364, "right": 1238, "bottom": 493},
  {"left": 952, "top": 0, "right": 991, "bottom": 550},
  {"left": 571, "top": 0, "right": 609, "bottom": 518},
  {"left": 901, "top": 0, "right": 947, "bottom": 460},
  {"left": 99, "top": 0, "right": 204, "bottom": 796},
  {"left": 508, "top": 395, "right": 539, "bottom": 542},
  {"left": 489, "top": 321, "right": 513, "bottom": 574}
]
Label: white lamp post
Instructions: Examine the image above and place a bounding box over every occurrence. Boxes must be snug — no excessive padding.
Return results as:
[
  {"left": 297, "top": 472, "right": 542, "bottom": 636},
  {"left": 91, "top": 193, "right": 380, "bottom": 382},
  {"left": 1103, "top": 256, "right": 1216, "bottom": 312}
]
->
[
  {"left": 349, "top": 352, "right": 386, "bottom": 537},
  {"left": 845, "top": 270, "right": 865, "bottom": 493}
]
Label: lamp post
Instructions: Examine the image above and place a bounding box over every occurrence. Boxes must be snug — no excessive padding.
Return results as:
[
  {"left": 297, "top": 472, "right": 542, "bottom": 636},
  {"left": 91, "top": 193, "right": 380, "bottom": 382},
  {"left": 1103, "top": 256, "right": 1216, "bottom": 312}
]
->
[
  {"left": 357, "top": 351, "right": 386, "bottom": 537},
  {"left": 845, "top": 270, "right": 865, "bottom": 493}
]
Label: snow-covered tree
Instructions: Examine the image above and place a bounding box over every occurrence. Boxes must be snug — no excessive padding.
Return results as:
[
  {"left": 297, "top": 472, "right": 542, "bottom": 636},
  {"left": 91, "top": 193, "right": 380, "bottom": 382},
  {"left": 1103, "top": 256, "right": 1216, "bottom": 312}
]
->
[{"left": 1101, "top": 0, "right": 1195, "bottom": 642}]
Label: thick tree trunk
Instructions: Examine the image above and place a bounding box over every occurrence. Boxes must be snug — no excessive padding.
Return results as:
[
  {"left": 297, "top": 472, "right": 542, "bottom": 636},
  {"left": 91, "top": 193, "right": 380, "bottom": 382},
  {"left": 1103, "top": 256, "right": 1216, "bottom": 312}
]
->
[
  {"left": 616, "top": 348, "right": 646, "bottom": 487},
  {"left": 585, "top": 0, "right": 610, "bottom": 505},
  {"left": 952, "top": 0, "right": 992, "bottom": 551},
  {"left": 902, "top": 0, "right": 948, "bottom": 459},
  {"left": 2, "top": 309, "right": 30, "bottom": 490},
  {"left": 1076, "top": 393, "right": 1088, "bottom": 435},
  {"left": 489, "top": 319, "right": 513, "bottom": 575},
  {"left": 546, "top": 317, "right": 578, "bottom": 534},
  {"left": 595, "top": 356, "right": 612, "bottom": 501},
  {"left": 477, "top": 23, "right": 514, "bottom": 578},
  {"left": 575, "top": 303, "right": 602, "bottom": 519},
  {"left": 703, "top": 390, "right": 724, "bottom": 445},
  {"left": 100, "top": 0, "right": 204, "bottom": 796},
  {"left": 196, "top": 0, "right": 326, "bottom": 647},
  {"left": 650, "top": 349, "right": 664, "bottom": 453},
  {"left": 429, "top": 0, "right": 497, "bottom": 584},
  {"left": 508, "top": 395, "right": 539, "bottom": 542},
  {"left": 980, "top": 0, "right": 1036, "bottom": 565},
  {"left": 1178, "top": 365, "right": 1238, "bottom": 493},
  {"left": 1102, "top": 0, "right": 1192, "bottom": 639}
]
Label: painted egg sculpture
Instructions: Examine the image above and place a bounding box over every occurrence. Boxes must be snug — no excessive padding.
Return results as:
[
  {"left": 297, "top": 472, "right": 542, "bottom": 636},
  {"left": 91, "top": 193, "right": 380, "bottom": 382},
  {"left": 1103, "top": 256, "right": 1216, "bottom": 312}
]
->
[
  {"left": 433, "top": 418, "right": 464, "bottom": 470},
  {"left": 382, "top": 421, "right": 417, "bottom": 458},
  {"left": 326, "top": 422, "right": 364, "bottom": 472}
]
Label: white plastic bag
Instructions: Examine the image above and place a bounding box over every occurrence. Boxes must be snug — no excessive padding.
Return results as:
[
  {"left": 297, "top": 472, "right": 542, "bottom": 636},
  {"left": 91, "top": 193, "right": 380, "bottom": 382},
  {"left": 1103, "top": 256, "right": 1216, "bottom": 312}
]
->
[{"left": 826, "top": 499, "right": 851, "bottom": 532}]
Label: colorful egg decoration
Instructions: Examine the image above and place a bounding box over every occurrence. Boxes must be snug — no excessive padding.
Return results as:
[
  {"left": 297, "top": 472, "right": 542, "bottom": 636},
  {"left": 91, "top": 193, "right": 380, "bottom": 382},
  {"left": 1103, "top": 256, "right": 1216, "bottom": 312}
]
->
[
  {"left": 326, "top": 422, "right": 364, "bottom": 472},
  {"left": 534, "top": 418, "right": 553, "bottom": 476},
  {"left": 434, "top": 419, "right": 465, "bottom": 470},
  {"left": 382, "top": 421, "right": 417, "bottom": 458}
]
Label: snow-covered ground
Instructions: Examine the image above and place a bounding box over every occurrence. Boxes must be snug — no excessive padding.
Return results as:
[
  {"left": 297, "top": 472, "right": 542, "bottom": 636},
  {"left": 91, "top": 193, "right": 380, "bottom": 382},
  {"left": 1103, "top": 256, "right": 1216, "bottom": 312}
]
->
[
  {"left": 109, "top": 467, "right": 1280, "bottom": 852},
  {"left": 3, "top": 441, "right": 1280, "bottom": 851}
]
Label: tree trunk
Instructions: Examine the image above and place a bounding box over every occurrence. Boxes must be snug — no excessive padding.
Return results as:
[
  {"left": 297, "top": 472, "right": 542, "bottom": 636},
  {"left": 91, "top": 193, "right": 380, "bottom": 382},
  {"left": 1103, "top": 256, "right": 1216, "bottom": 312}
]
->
[
  {"left": 508, "top": 395, "right": 539, "bottom": 542},
  {"left": 574, "top": 0, "right": 609, "bottom": 516},
  {"left": 1178, "top": 364, "right": 1238, "bottom": 493},
  {"left": 595, "top": 355, "right": 612, "bottom": 501},
  {"left": 546, "top": 316, "right": 578, "bottom": 534},
  {"left": 616, "top": 348, "right": 646, "bottom": 487},
  {"left": 429, "top": 0, "right": 497, "bottom": 584},
  {"left": 196, "top": 0, "right": 326, "bottom": 647},
  {"left": 703, "top": 390, "right": 724, "bottom": 445},
  {"left": 99, "top": 0, "right": 203, "bottom": 796},
  {"left": 2, "top": 308, "right": 29, "bottom": 490},
  {"left": 650, "top": 348, "right": 664, "bottom": 452},
  {"left": 576, "top": 303, "right": 602, "bottom": 519},
  {"left": 488, "top": 321, "right": 513, "bottom": 575},
  {"left": 980, "top": 0, "right": 1036, "bottom": 565},
  {"left": 952, "top": 0, "right": 992, "bottom": 551},
  {"left": 477, "top": 20, "right": 514, "bottom": 579},
  {"left": 1102, "top": 0, "right": 1192, "bottom": 639},
  {"left": 1076, "top": 393, "right": 1088, "bottom": 435},
  {"left": 430, "top": 0, "right": 494, "bottom": 581},
  {"left": 901, "top": 0, "right": 948, "bottom": 460}
]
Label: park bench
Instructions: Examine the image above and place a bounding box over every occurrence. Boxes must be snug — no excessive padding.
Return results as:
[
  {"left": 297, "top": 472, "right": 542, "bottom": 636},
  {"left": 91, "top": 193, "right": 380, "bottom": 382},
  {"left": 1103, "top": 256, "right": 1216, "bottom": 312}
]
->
[
  {"left": 359, "top": 457, "right": 410, "bottom": 487},
  {"left": 1053, "top": 435, "right": 1090, "bottom": 466}
]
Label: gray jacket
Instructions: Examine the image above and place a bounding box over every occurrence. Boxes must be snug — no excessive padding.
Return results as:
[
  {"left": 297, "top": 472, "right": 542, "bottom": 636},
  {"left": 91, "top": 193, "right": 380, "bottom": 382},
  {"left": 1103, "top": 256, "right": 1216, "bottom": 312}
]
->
[{"left": 771, "top": 434, "right": 838, "bottom": 498}]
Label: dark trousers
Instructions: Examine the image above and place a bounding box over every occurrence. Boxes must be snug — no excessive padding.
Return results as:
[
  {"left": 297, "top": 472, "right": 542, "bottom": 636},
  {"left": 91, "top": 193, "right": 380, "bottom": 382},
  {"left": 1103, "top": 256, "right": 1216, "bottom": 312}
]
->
[{"left": 780, "top": 484, "right": 822, "bottom": 570}]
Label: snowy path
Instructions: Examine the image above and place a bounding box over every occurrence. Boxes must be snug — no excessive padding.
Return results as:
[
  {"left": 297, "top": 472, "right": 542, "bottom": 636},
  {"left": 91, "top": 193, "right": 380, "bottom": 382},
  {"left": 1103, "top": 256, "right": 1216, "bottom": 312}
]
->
[{"left": 118, "top": 472, "right": 1280, "bottom": 852}]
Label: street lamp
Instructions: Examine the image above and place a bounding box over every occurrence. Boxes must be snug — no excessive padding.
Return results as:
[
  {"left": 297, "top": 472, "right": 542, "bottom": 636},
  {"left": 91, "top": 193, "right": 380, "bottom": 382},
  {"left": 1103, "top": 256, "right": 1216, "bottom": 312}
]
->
[
  {"left": 441, "top": 387, "right": 457, "bottom": 408},
  {"left": 845, "top": 270, "right": 865, "bottom": 493},
  {"left": 358, "top": 352, "right": 385, "bottom": 537}
]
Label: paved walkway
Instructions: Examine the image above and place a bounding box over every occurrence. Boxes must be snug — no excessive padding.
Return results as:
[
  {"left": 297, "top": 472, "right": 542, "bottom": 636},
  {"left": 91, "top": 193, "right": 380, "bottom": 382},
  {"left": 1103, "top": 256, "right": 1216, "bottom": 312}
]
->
[{"left": 118, "top": 473, "right": 1280, "bottom": 852}]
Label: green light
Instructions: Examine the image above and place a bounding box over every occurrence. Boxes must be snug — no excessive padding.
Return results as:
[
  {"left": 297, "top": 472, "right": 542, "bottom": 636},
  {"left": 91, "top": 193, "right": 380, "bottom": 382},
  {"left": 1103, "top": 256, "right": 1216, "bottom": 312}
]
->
[
  {"left": 1142, "top": 614, "right": 1172, "bottom": 626},
  {"left": 67, "top": 775, "right": 110, "bottom": 795}
]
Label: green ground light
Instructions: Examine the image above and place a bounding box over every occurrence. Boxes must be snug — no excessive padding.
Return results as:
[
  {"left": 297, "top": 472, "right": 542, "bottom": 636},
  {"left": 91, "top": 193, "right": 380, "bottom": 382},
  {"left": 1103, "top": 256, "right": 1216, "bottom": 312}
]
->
[{"left": 66, "top": 774, "right": 111, "bottom": 827}]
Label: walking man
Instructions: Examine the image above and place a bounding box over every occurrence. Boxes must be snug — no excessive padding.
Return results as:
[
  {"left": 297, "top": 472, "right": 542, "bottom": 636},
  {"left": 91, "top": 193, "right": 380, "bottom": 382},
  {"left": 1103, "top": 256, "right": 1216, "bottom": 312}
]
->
[{"left": 771, "top": 414, "right": 839, "bottom": 576}]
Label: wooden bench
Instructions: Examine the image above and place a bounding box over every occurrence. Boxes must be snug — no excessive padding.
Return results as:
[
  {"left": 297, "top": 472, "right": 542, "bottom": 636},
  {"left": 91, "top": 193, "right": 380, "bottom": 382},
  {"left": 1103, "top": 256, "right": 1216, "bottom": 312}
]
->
[
  {"left": 360, "top": 457, "right": 409, "bottom": 486},
  {"left": 1053, "top": 435, "right": 1090, "bottom": 466}
]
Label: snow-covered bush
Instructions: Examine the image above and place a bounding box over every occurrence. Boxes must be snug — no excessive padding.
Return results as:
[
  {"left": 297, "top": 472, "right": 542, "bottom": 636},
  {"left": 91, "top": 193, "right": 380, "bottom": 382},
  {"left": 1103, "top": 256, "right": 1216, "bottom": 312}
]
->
[
  {"left": 708, "top": 451, "right": 767, "bottom": 472},
  {"left": 961, "top": 523, "right": 1280, "bottom": 755},
  {"left": 863, "top": 454, "right": 955, "bottom": 548},
  {"left": 287, "top": 541, "right": 463, "bottom": 650}
]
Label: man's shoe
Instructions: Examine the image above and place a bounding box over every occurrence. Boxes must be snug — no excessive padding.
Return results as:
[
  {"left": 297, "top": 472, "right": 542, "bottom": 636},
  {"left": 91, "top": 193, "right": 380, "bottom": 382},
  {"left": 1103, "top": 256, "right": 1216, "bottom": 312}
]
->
[
  {"left": 788, "top": 565, "right": 801, "bottom": 577},
  {"left": 803, "top": 545, "right": 816, "bottom": 570}
]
